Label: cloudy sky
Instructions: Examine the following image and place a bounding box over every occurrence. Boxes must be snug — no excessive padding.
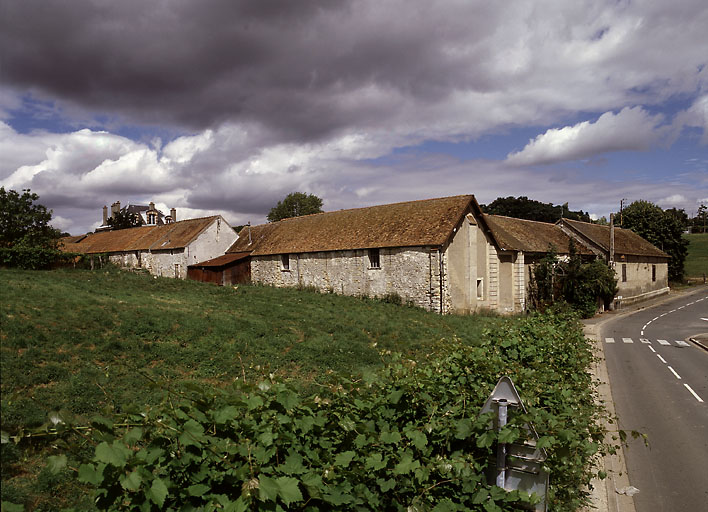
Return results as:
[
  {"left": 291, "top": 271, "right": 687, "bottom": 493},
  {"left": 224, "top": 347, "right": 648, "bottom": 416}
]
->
[{"left": 1, "top": 0, "right": 707, "bottom": 234}]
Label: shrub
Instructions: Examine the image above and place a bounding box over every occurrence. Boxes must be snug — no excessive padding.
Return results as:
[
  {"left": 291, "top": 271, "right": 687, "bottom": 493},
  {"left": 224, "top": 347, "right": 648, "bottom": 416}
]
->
[{"left": 37, "top": 311, "right": 607, "bottom": 511}]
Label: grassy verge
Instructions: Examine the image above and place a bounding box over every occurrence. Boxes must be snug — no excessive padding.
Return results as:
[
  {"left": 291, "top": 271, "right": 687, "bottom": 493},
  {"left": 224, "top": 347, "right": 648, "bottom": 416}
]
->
[
  {"left": 1, "top": 267, "right": 503, "bottom": 509},
  {"left": 684, "top": 233, "right": 708, "bottom": 279}
]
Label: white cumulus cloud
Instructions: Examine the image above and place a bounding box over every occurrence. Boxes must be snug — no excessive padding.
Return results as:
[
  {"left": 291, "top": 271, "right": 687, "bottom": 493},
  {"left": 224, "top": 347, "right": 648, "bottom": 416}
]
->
[{"left": 506, "top": 107, "right": 668, "bottom": 166}]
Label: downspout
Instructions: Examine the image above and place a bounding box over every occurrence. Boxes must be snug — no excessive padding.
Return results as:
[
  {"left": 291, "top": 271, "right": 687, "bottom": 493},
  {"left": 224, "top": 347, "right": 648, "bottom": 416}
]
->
[
  {"left": 609, "top": 214, "right": 615, "bottom": 265},
  {"left": 439, "top": 248, "right": 444, "bottom": 314}
]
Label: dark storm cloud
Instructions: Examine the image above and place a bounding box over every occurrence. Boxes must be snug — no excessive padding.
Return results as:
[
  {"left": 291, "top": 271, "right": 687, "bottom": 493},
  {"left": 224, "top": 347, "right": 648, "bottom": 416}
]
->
[{"left": 0, "top": 0, "right": 493, "bottom": 141}]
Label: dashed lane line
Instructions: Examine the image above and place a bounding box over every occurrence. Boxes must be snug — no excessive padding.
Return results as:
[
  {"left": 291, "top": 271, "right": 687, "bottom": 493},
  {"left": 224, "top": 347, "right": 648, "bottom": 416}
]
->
[
  {"left": 622, "top": 337, "right": 633, "bottom": 343},
  {"left": 657, "top": 339, "right": 670, "bottom": 345},
  {"left": 657, "top": 354, "right": 667, "bottom": 364},
  {"left": 667, "top": 366, "right": 682, "bottom": 380},
  {"left": 684, "top": 384, "right": 705, "bottom": 403}
]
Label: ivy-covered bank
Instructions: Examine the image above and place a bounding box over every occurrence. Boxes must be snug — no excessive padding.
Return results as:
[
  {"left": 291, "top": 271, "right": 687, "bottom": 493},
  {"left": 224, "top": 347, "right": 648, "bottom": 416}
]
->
[{"left": 18, "top": 310, "right": 607, "bottom": 511}]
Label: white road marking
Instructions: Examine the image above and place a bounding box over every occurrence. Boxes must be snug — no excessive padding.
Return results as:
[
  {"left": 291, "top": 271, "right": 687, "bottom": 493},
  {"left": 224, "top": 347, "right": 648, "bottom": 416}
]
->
[
  {"left": 657, "top": 354, "right": 667, "bottom": 364},
  {"left": 684, "top": 384, "right": 704, "bottom": 403},
  {"left": 606, "top": 337, "right": 615, "bottom": 343},
  {"left": 640, "top": 338, "right": 650, "bottom": 344},
  {"left": 667, "top": 366, "right": 682, "bottom": 379},
  {"left": 657, "top": 339, "right": 670, "bottom": 345},
  {"left": 622, "top": 337, "right": 633, "bottom": 344},
  {"left": 648, "top": 346, "right": 656, "bottom": 353},
  {"left": 640, "top": 330, "right": 644, "bottom": 335},
  {"left": 675, "top": 340, "right": 690, "bottom": 347},
  {"left": 652, "top": 316, "right": 660, "bottom": 321},
  {"left": 701, "top": 318, "right": 708, "bottom": 322}
]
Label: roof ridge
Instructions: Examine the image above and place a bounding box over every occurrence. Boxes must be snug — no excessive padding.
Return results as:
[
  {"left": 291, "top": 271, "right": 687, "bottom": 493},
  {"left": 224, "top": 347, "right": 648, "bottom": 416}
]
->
[
  {"left": 486, "top": 214, "right": 556, "bottom": 226},
  {"left": 269, "top": 194, "right": 475, "bottom": 226}
]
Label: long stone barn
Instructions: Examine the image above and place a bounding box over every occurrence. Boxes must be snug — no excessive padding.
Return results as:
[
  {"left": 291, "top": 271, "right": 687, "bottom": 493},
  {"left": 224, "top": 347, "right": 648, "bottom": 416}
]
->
[
  {"left": 60, "top": 216, "right": 237, "bottom": 279},
  {"left": 210, "top": 195, "right": 669, "bottom": 314}
]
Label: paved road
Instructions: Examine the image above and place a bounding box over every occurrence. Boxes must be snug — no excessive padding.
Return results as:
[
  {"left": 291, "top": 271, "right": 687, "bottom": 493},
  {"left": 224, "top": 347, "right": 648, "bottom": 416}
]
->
[{"left": 601, "top": 289, "right": 708, "bottom": 512}]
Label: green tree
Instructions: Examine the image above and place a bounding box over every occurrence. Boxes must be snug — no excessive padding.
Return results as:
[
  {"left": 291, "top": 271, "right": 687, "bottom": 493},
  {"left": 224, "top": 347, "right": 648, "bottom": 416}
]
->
[
  {"left": 620, "top": 200, "right": 688, "bottom": 282},
  {"left": 0, "top": 187, "right": 60, "bottom": 249},
  {"left": 691, "top": 204, "right": 706, "bottom": 233},
  {"left": 267, "top": 192, "right": 324, "bottom": 222},
  {"left": 107, "top": 210, "right": 144, "bottom": 230},
  {"left": 482, "top": 196, "right": 591, "bottom": 223}
]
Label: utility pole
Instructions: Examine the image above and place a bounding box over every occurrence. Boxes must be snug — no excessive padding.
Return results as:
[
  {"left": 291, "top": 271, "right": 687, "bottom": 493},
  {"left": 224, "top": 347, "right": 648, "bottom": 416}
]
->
[{"left": 619, "top": 198, "right": 627, "bottom": 227}]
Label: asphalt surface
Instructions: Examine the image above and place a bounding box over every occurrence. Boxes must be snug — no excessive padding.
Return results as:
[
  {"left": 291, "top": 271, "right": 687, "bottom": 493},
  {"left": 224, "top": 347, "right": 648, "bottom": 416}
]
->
[{"left": 599, "top": 287, "right": 708, "bottom": 511}]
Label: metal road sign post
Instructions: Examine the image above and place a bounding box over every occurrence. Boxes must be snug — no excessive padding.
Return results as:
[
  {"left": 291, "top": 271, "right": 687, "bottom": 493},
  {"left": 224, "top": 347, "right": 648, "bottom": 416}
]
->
[{"left": 479, "top": 376, "right": 549, "bottom": 512}]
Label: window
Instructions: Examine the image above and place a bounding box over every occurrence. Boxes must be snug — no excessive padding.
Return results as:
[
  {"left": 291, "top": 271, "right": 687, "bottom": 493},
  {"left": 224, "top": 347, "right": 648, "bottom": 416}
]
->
[
  {"left": 622, "top": 264, "right": 627, "bottom": 282},
  {"left": 147, "top": 212, "right": 157, "bottom": 225},
  {"left": 652, "top": 264, "right": 656, "bottom": 282},
  {"left": 368, "top": 248, "right": 380, "bottom": 269},
  {"left": 477, "top": 278, "right": 484, "bottom": 299},
  {"left": 281, "top": 254, "right": 290, "bottom": 271}
]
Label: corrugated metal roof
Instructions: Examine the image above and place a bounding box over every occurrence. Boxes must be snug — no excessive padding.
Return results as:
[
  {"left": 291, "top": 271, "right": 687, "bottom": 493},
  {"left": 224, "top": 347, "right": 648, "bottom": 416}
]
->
[
  {"left": 228, "top": 195, "right": 478, "bottom": 256},
  {"left": 484, "top": 214, "right": 593, "bottom": 254},
  {"left": 59, "top": 216, "right": 221, "bottom": 254},
  {"left": 190, "top": 252, "right": 251, "bottom": 268},
  {"left": 559, "top": 219, "right": 669, "bottom": 259}
]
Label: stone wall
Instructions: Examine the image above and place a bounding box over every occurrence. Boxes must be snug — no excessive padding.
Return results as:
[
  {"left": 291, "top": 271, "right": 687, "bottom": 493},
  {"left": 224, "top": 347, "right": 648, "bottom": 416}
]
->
[
  {"left": 615, "top": 257, "right": 669, "bottom": 303},
  {"left": 107, "top": 217, "right": 238, "bottom": 279},
  {"left": 251, "top": 246, "right": 443, "bottom": 311}
]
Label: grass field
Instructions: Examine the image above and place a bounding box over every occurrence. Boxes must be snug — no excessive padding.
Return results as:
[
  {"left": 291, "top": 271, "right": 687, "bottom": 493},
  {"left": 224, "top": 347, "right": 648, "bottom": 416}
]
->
[
  {"left": 1, "top": 267, "right": 504, "bottom": 509},
  {"left": 684, "top": 233, "right": 708, "bottom": 279}
]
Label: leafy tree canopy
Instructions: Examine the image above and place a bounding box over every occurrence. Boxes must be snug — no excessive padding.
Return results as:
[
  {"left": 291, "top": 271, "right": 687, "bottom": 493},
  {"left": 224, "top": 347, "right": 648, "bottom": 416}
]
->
[
  {"left": 620, "top": 200, "right": 688, "bottom": 281},
  {"left": 482, "top": 196, "right": 591, "bottom": 223},
  {"left": 267, "top": 192, "right": 324, "bottom": 222},
  {"left": 107, "top": 210, "right": 144, "bottom": 230},
  {"left": 0, "top": 187, "right": 60, "bottom": 249}
]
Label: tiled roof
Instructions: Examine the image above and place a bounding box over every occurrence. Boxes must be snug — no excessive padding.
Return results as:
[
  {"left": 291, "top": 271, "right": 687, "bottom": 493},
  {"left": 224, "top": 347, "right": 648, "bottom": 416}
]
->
[
  {"left": 59, "top": 216, "right": 221, "bottom": 254},
  {"left": 228, "top": 195, "right": 479, "bottom": 256},
  {"left": 484, "top": 215, "right": 593, "bottom": 254},
  {"left": 559, "top": 219, "right": 669, "bottom": 259},
  {"left": 190, "top": 252, "right": 251, "bottom": 268}
]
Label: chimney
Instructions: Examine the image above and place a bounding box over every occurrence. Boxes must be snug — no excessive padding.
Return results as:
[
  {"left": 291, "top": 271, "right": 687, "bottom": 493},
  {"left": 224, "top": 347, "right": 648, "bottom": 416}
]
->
[
  {"left": 103, "top": 205, "right": 108, "bottom": 225},
  {"left": 170, "top": 207, "right": 176, "bottom": 222},
  {"left": 609, "top": 213, "right": 615, "bottom": 264},
  {"left": 149, "top": 201, "right": 155, "bottom": 211},
  {"left": 111, "top": 201, "right": 120, "bottom": 217}
]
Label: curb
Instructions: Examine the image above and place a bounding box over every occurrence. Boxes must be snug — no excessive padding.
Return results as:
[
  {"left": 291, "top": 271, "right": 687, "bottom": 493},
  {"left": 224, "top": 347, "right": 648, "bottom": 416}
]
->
[
  {"left": 582, "top": 324, "right": 637, "bottom": 512},
  {"left": 688, "top": 336, "right": 708, "bottom": 352}
]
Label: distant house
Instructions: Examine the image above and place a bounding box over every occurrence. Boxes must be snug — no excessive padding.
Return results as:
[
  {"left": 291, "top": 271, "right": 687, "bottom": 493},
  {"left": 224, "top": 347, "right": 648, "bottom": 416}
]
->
[
  {"left": 558, "top": 218, "right": 670, "bottom": 305},
  {"left": 97, "top": 201, "right": 178, "bottom": 230},
  {"left": 216, "top": 195, "right": 669, "bottom": 314},
  {"left": 60, "top": 216, "right": 237, "bottom": 279}
]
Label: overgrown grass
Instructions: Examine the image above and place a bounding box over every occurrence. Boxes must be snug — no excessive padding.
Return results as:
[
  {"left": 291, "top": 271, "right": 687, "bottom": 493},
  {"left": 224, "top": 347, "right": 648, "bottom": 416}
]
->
[
  {"left": 684, "top": 233, "right": 708, "bottom": 279},
  {"left": 1, "top": 267, "right": 503, "bottom": 510}
]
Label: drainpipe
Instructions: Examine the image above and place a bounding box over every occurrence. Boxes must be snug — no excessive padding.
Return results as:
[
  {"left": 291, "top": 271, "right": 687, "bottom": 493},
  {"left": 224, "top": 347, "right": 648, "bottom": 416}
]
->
[
  {"left": 439, "top": 249, "right": 444, "bottom": 314},
  {"left": 609, "top": 213, "right": 615, "bottom": 264}
]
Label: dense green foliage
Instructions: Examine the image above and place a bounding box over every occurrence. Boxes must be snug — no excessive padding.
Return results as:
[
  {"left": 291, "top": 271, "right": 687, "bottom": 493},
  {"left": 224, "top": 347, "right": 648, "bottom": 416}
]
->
[
  {"left": 0, "top": 269, "right": 609, "bottom": 510},
  {"left": 107, "top": 210, "right": 144, "bottom": 230},
  {"left": 482, "top": 196, "right": 591, "bottom": 223},
  {"left": 267, "top": 192, "right": 324, "bottom": 222},
  {"left": 684, "top": 233, "right": 708, "bottom": 278},
  {"left": 0, "top": 188, "right": 60, "bottom": 249},
  {"left": 1, "top": 267, "right": 498, "bottom": 509},
  {"left": 690, "top": 204, "right": 706, "bottom": 233},
  {"left": 619, "top": 200, "right": 688, "bottom": 282},
  {"left": 10, "top": 308, "right": 607, "bottom": 511},
  {"left": 528, "top": 243, "right": 617, "bottom": 318},
  {"left": 0, "top": 246, "right": 85, "bottom": 270}
]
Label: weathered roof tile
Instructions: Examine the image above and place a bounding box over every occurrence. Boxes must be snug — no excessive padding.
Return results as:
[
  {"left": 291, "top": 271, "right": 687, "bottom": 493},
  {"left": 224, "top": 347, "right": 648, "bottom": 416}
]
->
[{"left": 229, "top": 195, "right": 477, "bottom": 255}]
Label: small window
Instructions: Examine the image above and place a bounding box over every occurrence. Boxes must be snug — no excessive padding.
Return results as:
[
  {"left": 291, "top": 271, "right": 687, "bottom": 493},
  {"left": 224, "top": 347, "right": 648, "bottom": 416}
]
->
[
  {"left": 147, "top": 212, "right": 157, "bottom": 225},
  {"left": 477, "top": 278, "right": 484, "bottom": 299},
  {"left": 281, "top": 254, "right": 290, "bottom": 271},
  {"left": 622, "top": 264, "right": 627, "bottom": 282},
  {"left": 652, "top": 264, "right": 656, "bottom": 282},
  {"left": 368, "top": 248, "right": 380, "bottom": 269}
]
